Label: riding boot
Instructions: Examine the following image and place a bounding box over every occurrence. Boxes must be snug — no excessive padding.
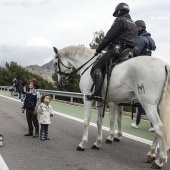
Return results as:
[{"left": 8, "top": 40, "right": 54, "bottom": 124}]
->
[{"left": 86, "top": 69, "right": 104, "bottom": 102}]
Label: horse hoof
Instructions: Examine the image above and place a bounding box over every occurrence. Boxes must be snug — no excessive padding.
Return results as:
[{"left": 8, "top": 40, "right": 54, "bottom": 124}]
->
[
  {"left": 113, "top": 138, "right": 120, "bottom": 142},
  {"left": 105, "top": 139, "right": 112, "bottom": 144},
  {"left": 146, "top": 155, "right": 155, "bottom": 163},
  {"left": 151, "top": 162, "right": 161, "bottom": 169},
  {"left": 76, "top": 146, "right": 85, "bottom": 151},
  {"left": 91, "top": 145, "right": 100, "bottom": 150}
]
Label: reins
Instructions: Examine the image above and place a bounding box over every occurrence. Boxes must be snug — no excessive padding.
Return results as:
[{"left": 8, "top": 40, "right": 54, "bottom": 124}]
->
[{"left": 56, "top": 53, "right": 99, "bottom": 82}]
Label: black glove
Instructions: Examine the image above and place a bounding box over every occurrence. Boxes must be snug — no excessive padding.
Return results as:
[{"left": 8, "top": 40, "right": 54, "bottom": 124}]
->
[{"left": 94, "top": 51, "right": 99, "bottom": 56}]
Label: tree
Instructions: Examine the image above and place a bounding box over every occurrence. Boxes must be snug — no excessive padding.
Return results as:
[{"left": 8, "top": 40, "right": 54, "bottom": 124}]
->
[
  {"left": 0, "top": 61, "right": 55, "bottom": 90},
  {"left": 89, "top": 30, "right": 105, "bottom": 49}
]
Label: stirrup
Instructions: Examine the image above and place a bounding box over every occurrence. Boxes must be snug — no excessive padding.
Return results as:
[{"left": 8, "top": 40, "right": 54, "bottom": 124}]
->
[
  {"left": 94, "top": 96, "right": 104, "bottom": 102},
  {"left": 85, "top": 94, "right": 94, "bottom": 101},
  {"left": 86, "top": 94, "right": 104, "bottom": 102}
]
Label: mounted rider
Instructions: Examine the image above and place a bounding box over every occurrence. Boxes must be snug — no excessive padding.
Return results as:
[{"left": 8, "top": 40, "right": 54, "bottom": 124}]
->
[
  {"left": 134, "top": 20, "right": 156, "bottom": 56},
  {"left": 86, "top": 3, "right": 138, "bottom": 102}
]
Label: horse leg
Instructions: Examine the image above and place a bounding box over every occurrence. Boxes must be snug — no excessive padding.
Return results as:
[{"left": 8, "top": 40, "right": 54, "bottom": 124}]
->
[
  {"left": 114, "top": 105, "right": 123, "bottom": 142},
  {"left": 147, "top": 134, "right": 158, "bottom": 163},
  {"left": 77, "top": 99, "right": 93, "bottom": 151},
  {"left": 105, "top": 102, "right": 117, "bottom": 143},
  {"left": 144, "top": 105, "right": 167, "bottom": 168},
  {"left": 91, "top": 101, "right": 103, "bottom": 149}
]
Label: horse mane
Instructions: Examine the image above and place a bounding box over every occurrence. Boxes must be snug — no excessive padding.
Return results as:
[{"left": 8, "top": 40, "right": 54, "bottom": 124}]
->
[{"left": 59, "top": 45, "right": 95, "bottom": 59}]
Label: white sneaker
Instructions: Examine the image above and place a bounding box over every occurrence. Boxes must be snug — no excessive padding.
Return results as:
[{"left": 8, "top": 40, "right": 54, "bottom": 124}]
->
[
  {"left": 149, "top": 127, "right": 155, "bottom": 132},
  {"left": 131, "top": 123, "right": 138, "bottom": 129}
]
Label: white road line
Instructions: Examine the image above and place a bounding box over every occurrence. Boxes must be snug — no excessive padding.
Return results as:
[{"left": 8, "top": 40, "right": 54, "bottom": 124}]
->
[
  {"left": 0, "top": 95, "right": 19, "bottom": 102},
  {"left": 55, "top": 111, "right": 152, "bottom": 145},
  {"left": 0, "top": 155, "right": 9, "bottom": 170},
  {"left": 0, "top": 94, "right": 152, "bottom": 146}
]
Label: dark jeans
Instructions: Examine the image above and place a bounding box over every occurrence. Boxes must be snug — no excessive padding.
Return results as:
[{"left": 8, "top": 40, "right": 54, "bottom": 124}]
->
[
  {"left": 26, "top": 109, "right": 39, "bottom": 134},
  {"left": 136, "top": 107, "right": 153, "bottom": 127},
  {"left": 40, "top": 124, "right": 49, "bottom": 139},
  {"left": 18, "top": 91, "right": 23, "bottom": 99},
  {"left": 40, "top": 124, "right": 49, "bottom": 134},
  {"left": 136, "top": 106, "right": 144, "bottom": 125}
]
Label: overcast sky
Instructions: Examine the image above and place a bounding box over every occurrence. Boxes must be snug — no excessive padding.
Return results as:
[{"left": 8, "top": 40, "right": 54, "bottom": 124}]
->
[{"left": 0, "top": 0, "right": 170, "bottom": 67}]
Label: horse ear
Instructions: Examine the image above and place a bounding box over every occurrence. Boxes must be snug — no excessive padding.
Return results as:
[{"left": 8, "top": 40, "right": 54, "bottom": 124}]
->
[{"left": 53, "top": 47, "right": 58, "bottom": 54}]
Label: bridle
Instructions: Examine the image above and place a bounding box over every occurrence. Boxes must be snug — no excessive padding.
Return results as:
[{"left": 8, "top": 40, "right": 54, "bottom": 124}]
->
[
  {"left": 55, "top": 56, "right": 72, "bottom": 85},
  {"left": 55, "top": 53, "right": 100, "bottom": 85}
]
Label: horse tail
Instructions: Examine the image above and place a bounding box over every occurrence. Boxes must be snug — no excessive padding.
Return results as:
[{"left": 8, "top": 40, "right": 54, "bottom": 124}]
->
[{"left": 158, "top": 65, "right": 170, "bottom": 151}]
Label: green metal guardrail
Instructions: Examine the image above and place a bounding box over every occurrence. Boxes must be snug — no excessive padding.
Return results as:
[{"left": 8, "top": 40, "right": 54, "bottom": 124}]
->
[{"left": 0, "top": 89, "right": 155, "bottom": 141}]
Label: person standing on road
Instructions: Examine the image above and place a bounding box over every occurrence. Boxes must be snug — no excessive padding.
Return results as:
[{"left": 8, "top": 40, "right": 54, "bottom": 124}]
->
[
  {"left": 22, "top": 80, "right": 41, "bottom": 138},
  {"left": 37, "top": 94, "right": 54, "bottom": 141},
  {"left": 12, "top": 78, "right": 18, "bottom": 96},
  {"left": 16, "top": 78, "right": 24, "bottom": 99}
]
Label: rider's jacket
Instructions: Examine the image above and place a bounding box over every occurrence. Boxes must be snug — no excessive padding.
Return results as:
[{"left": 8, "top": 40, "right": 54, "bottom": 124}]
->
[
  {"left": 134, "top": 30, "right": 156, "bottom": 56},
  {"left": 96, "top": 13, "right": 138, "bottom": 53}
]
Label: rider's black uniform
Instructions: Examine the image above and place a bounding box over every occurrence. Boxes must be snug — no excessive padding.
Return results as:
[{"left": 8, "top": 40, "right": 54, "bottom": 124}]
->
[
  {"left": 86, "top": 12, "right": 138, "bottom": 102},
  {"left": 92, "top": 13, "right": 138, "bottom": 72}
]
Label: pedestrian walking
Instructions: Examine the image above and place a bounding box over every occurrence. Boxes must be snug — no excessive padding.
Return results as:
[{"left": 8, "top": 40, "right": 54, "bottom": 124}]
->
[{"left": 37, "top": 94, "right": 54, "bottom": 141}]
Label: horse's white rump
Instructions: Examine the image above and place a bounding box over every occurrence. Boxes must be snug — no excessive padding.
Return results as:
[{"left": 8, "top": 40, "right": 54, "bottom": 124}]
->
[{"left": 54, "top": 46, "right": 170, "bottom": 168}]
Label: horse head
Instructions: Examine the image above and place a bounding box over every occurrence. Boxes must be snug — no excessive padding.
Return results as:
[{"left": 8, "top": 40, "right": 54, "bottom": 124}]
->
[{"left": 53, "top": 47, "right": 73, "bottom": 85}]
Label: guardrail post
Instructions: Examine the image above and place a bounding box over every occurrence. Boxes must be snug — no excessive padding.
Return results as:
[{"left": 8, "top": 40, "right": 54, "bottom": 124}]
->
[
  {"left": 53, "top": 95, "right": 55, "bottom": 100},
  {"left": 71, "top": 97, "right": 73, "bottom": 102}
]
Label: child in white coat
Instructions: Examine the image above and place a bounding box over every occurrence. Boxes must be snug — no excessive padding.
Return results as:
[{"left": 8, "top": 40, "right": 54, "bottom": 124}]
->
[{"left": 37, "top": 94, "right": 54, "bottom": 141}]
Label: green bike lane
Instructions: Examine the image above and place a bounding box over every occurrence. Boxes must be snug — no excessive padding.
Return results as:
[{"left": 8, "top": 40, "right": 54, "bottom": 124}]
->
[{"left": 0, "top": 90, "right": 155, "bottom": 141}]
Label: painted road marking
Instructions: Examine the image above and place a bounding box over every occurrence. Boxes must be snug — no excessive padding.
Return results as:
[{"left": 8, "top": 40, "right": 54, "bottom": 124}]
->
[
  {"left": 55, "top": 111, "right": 152, "bottom": 145},
  {"left": 0, "top": 155, "right": 9, "bottom": 170},
  {"left": 0, "top": 94, "right": 152, "bottom": 146}
]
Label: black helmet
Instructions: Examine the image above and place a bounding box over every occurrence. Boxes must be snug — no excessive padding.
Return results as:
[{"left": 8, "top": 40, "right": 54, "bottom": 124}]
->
[
  {"left": 113, "top": 3, "right": 130, "bottom": 17},
  {"left": 135, "top": 20, "right": 146, "bottom": 28}
]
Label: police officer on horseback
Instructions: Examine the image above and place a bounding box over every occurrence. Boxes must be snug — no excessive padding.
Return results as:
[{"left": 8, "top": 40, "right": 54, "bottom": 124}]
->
[
  {"left": 86, "top": 2, "right": 138, "bottom": 102},
  {"left": 134, "top": 20, "right": 156, "bottom": 56}
]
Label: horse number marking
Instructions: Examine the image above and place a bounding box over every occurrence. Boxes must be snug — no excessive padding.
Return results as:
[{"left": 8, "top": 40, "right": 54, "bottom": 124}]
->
[{"left": 137, "top": 83, "right": 145, "bottom": 94}]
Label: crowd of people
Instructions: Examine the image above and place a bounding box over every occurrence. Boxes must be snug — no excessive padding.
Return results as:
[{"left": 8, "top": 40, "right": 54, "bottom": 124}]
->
[{"left": 12, "top": 78, "right": 29, "bottom": 98}]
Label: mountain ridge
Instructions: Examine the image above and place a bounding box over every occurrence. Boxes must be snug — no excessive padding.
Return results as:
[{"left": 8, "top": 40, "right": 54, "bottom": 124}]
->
[{"left": 25, "top": 59, "right": 54, "bottom": 83}]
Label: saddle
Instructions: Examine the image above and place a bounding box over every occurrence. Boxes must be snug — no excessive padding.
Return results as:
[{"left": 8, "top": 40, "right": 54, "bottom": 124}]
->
[{"left": 111, "top": 47, "right": 134, "bottom": 67}]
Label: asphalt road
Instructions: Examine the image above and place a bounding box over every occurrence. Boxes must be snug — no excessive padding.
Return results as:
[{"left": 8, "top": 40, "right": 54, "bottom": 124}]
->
[{"left": 0, "top": 96, "right": 170, "bottom": 170}]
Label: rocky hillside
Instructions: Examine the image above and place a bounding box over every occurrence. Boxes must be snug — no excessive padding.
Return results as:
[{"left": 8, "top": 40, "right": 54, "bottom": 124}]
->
[{"left": 25, "top": 60, "right": 54, "bottom": 83}]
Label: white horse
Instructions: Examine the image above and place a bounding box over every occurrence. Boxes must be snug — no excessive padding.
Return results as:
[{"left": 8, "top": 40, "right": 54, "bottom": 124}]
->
[{"left": 53, "top": 45, "right": 170, "bottom": 169}]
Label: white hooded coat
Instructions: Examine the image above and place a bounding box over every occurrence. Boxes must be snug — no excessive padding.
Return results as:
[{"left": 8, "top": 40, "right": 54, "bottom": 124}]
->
[{"left": 37, "top": 102, "right": 54, "bottom": 124}]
